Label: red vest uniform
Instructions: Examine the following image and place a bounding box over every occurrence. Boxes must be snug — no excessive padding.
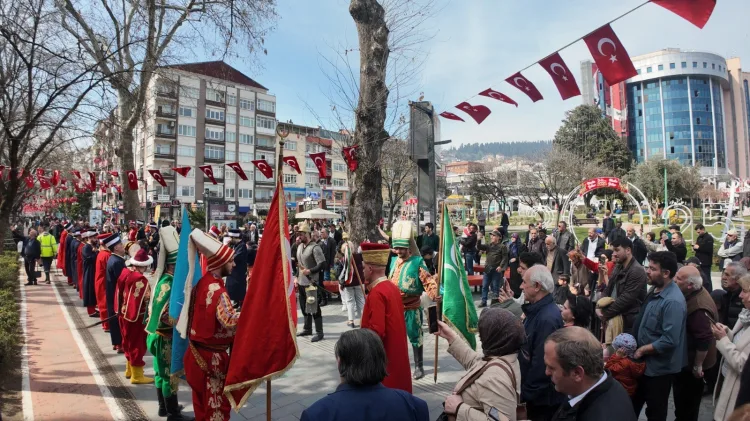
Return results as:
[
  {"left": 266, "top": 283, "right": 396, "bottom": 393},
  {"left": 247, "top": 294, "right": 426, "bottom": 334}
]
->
[
  {"left": 184, "top": 273, "right": 239, "bottom": 421},
  {"left": 117, "top": 269, "right": 150, "bottom": 367},
  {"left": 128, "top": 229, "right": 137, "bottom": 242},
  {"left": 94, "top": 249, "right": 111, "bottom": 330},
  {"left": 57, "top": 230, "right": 68, "bottom": 276}
]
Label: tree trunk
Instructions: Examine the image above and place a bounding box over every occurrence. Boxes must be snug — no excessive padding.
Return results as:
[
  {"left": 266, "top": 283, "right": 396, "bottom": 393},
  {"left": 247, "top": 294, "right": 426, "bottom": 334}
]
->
[
  {"left": 347, "top": 0, "right": 390, "bottom": 245},
  {"left": 118, "top": 94, "right": 141, "bottom": 224},
  {"left": 0, "top": 179, "right": 21, "bottom": 244}
]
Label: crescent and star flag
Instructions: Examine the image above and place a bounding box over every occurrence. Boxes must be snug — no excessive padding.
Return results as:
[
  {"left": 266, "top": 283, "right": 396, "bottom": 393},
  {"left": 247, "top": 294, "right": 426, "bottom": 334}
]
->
[
  {"left": 583, "top": 24, "right": 637, "bottom": 86},
  {"left": 148, "top": 169, "right": 167, "bottom": 187},
  {"left": 88, "top": 171, "right": 97, "bottom": 190},
  {"left": 506, "top": 72, "right": 544, "bottom": 102},
  {"left": 198, "top": 165, "right": 217, "bottom": 185},
  {"left": 125, "top": 170, "right": 139, "bottom": 190},
  {"left": 36, "top": 168, "right": 45, "bottom": 177},
  {"left": 439, "top": 111, "right": 465, "bottom": 122},
  {"left": 251, "top": 160, "right": 273, "bottom": 179},
  {"left": 224, "top": 177, "right": 298, "bottom": 411},
  {"left": 226, "top": 162, "right": 249, "bottom": 180},
  {"left": 455, "top": 102, "right": 491, "bottom": 124},
  {"left": 72, "top": 170, "right": 81, "bottom": 179},
  {"left": 651, "top": 0, "right": 716, "bottom": 29},
  {"left": 172, "top": 166, "right": 191, "bottom": 177},
  {"left": 51, "top": 170, "right": 60, "bottom": 186},
  {"left": 282, "top": 156, "right": 301, "bottom": 174},
  {"left": 169, "top": 206, "right": 200, "bottom": 379},
  {"left": 309, "top": 152, "right": 327, "bottom": 179},
  {"left": 439, "top": 202, "right": 478, "bottom": 350},
  {"left": 38, "top": 175, "right": 52, "bottom": 190},
  {"left": 109, "top": 171, "right": 119, "bottom": 178},
  {"left": 24, "top": 175, "right": 35, "bottom": 189},
  {"left": 342, "top": 146, "right": 359, "bottom": 172},
  {"left": 539, "top": 52, "right": 581, "bottom": 100},
  {"left": 478, "top": 88, "right": 518, "bottom": 107}
]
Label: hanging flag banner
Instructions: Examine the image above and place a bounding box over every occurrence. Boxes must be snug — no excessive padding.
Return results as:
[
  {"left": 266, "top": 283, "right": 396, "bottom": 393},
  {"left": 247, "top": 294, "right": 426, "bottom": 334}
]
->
[
  {"left": 24, "top": 175, "right": 35, "bottom": 189},
  {"left": 538, "top": 52, "right": 581, "bottom": 100},
  {"left": 578, "top": 177, "right": 629, "bottom": 196},
  {"left": 125, "top": 170, "right": 138, "bottom": 190},
  {"left": 282, "top": 156, "right": 302, "bottom": 174},
  {"left": 172, "top": 167, "right": 191, "bottom": 177},
  {"left": 109, "top": 171, "right": 119, "bottom": 178},
  {"left": 36, "top": 168, "right": 45, "bottom": 177},
  {"left": 439, "top": 111, "right": 465, "bottom": 122},
  {"left": 309, "top": 152, "right": 327, "bottom": 179},
  {"left": 226, "top": 162, "right": 249, "bottom": 181},
  {"left": 72, "top": 170, "right": 81, "bottom": 179},
  {"left": 583, "top": 24, "right": 638, "bottom": 85},
  {"left": 506, "top": 72, "right": 544, "bottom": 102},
  {"left": 252, "top": 160, "right": 273, "bottom": 179},
  {"left": 651, "top": 0, "right": 716, "bottom": 29},
  {"left": 148, "top": 169, "right": 167, "bottom": 187},
  {"left": 198, "top": 165, "right": 217, "bottom": 185},
  {"left": 342, "top": 146, "right": 359, "bottom": 172},
  {"left": 51, "top": 170, "right": 60, "bottom": 186},
  {"left": 88, "top": 171, "right": 97, "bottom": 191},
  {"left": 455, "top": 102, "right": 491, "bottom": 124},
  {"left": 478, "top": 88, "right": 519, "bottom": 107},
  {"left": 38, "top": 175, "right": 52, "bottom": 190}
]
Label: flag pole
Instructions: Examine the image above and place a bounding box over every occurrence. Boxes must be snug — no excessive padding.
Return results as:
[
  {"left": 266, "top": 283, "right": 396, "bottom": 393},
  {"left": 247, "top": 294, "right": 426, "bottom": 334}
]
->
[
  {"left": 434, "top": 202, "right": 446, "bottom": 383},
  {"left": 266, "top": 380, "right": 272, "bottom": 421}
]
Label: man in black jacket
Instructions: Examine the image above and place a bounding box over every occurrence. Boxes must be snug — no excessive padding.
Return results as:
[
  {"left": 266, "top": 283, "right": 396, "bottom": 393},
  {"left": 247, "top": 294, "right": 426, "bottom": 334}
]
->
[
  {"left": 23, "top": 229, "right": 41, "bottom": 286},
  {"left": 663, "top": 231, "right": 688, "bottom": 266},
  {"left": 460, "top": 224, "right": 478, "bottom": 276},
  {"left": 602, "top": 210, "right": 615, "bottom": 238},
  {"left": 596, "top": 238, "right": 648, "bottom": 332},
  {"left": 607, "top": 220, "right": 626, "bottom": 246},
  {"left": 319, "top": 228, "right": 337, "bottom": 281},
  {"left": 693, "top": 224, "right": 714, "bottom": 285},
  {"left": 546, "top": 327, "right": 635, "bottom": 421}
]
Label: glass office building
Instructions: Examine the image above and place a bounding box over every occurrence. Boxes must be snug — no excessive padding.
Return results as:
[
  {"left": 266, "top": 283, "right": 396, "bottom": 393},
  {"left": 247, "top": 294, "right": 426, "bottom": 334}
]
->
[{"left": 625, "top": 50, "right": 729, "bottom": 173}]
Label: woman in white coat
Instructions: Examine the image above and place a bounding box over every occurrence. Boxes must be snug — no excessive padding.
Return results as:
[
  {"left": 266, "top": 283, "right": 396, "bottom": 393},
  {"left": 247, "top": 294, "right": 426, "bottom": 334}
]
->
[{"left": 712, "top": 274, "right": 750, "bottom": 421}]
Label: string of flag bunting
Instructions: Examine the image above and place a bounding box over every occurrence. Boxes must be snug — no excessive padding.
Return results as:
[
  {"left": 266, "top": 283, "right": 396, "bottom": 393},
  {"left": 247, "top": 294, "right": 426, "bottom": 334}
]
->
[{"left": 438, "top": 0, "right": 717, "bottom": 124}]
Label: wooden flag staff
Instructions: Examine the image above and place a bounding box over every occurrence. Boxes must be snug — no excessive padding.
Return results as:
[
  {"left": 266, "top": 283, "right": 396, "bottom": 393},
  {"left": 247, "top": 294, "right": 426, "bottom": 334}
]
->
[{"left": 434, "top": 201, "right": 446, "bottom": 383}]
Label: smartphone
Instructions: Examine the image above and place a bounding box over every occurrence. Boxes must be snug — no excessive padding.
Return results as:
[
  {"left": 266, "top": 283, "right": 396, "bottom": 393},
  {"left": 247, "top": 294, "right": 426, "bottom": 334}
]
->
[
  {"left": 705, "top": 313, "right": 717, "bottom": 326},
  {"left": 428, "top": 305, "right": 439, "bottom": 334},
  {"left": 599, "top": 255, "right": 607, "bottom": 265}
]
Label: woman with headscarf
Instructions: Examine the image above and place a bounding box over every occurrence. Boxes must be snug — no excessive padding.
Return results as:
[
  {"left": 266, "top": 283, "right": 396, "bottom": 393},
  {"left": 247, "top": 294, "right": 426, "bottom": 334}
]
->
[
  {"left": 436, "top": 307, "right": 525, "bottom": 421},
  {"left": 507, "top": 233, "right": 525, "bottom": 296}
]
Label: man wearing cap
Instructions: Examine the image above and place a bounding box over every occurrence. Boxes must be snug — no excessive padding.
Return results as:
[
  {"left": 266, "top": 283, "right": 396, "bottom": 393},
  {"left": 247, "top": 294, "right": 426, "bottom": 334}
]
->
[
  {"left": 37, "top": 223, "right": 58, "bottom": 284},
  {"left": 477, "top": 229, "right": 509, "bottom": 308},
  {"left": 178, "top": 229, "right": 239, "bottom": 421},
  {"left": 146, "top": 223, "right": 192, "bottom": 420},
  {"left": 226, "top": 228, "right": 248, "bottom": 307},
  {"left": 118, "top": 247, "right": 154, "bottom": 385},
  {"left": 104, "top": 232, "right": 126, "bottom": 353},
  {"left": 295, "top": 222, "right": 328, "bottom": 342},
  {"left": 57, "top": 222, "right": 72, "bottom": 278},
  {"left": 360, "top": 242, "right": 412, "bottom": 393},
  {"left": 136, "top": 220, "right": 147, "bottom": 241},
  {"left": 388, "top": 220, "right": 439, "bottom": 380},
  {"left": 95, "top": 233, "right": 113, "bottom": 332},
  {"left": 81, "top": 230, "right": 100, "bottom": 317},
  {"left": 718, "top": 229, "right": 743, "bottom": 271}
]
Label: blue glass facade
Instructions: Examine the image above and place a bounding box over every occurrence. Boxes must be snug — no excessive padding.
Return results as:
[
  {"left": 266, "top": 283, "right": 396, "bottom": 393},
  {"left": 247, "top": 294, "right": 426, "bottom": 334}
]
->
[{"left": 627, "top": 76, "right": 726, "bottom": 168}]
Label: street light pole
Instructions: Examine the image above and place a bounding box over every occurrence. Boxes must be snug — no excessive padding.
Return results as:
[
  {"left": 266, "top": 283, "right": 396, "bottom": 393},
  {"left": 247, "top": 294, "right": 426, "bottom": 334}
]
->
[{"left": 205, "top": 188, "right": 210, "bottom": 230}]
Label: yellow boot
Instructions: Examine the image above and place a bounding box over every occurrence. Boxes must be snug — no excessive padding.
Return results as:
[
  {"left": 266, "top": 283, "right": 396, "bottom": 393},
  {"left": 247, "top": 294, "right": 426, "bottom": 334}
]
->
[
  {"left": 124, "top": 361, "right": 131, "bottom": 379},
  {"left": 130, "top": 365, "right": 154, "bottom": 385}
]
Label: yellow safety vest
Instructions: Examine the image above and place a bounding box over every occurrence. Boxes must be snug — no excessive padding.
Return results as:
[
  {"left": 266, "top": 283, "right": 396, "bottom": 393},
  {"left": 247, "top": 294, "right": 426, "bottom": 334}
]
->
[{"left": 38, "top": 233, "right": 57, "bottom": 257}]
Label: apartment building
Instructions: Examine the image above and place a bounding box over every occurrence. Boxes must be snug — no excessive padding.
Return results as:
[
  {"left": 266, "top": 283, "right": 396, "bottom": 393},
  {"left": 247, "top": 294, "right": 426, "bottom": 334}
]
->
[{"left": 133, "top": 60, "right": 276, "bottom": 220}]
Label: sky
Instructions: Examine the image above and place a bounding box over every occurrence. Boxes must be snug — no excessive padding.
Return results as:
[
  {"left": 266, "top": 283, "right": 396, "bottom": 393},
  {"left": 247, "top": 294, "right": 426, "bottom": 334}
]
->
[{"left": 216, "top": 0, "right": 750, "bottom": 146}]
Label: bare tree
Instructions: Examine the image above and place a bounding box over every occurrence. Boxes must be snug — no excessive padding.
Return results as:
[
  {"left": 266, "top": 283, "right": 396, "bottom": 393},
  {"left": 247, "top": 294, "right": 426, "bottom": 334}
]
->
[
  {"left": 469, "top": 166, "right": 516, "bottom": 215},
  {"left": 0, "top": 0, "right": 113, "bottom": 240},
  {"left": 381, "top": 139, "right": 416, "bottom": 229},
  {"left": 56, "top": 0, "right": 277, "bottom": 221}
]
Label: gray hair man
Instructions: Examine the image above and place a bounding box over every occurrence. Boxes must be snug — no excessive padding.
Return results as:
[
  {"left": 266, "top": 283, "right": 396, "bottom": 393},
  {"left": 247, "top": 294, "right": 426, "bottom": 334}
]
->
[
  {"left": 544, "top": 327, "right": 635, "bottom": 420},
  {"left": 672, "top": 265, "right": 719, "bottom": 420},
  {"left": 717, "top": 262, "right": 749, "bottom": 328},
  {"left": 519, "top": 265, "right": 565, "bottom": 418}
]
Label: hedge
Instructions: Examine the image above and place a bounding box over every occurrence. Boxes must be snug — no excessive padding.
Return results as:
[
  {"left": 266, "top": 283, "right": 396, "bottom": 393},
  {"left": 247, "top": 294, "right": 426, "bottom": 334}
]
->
[{"left": 0, "top": 252, "right": 20, "bottom": 371}]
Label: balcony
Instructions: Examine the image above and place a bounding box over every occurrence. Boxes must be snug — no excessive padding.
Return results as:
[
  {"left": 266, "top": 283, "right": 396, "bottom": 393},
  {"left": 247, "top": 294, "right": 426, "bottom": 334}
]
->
[
  {"left": 205, "top": 117, "right": 225, "bottom": 127},
  {"left": 154, "top": 150, "right": 175, "bottom": 160},
  {"left": 161, "top": 172, "right": 175, "bottom": 180},
  {"left": 204, "top": 137, "right": 225, "bottom": 145},
  {"left": 255, "top": 140, "right": 276, "bottom": 151},
  {"left": 204, "top": 155, "right": 225, "bottom": 164},
  {"left": 254, "top": 197, "right": 272, "bottom": 203},
  {"left": 256, "top": 125, "right": 276, "bottom": 137},
  {"left": 254, "top": 171, "right": 275, "bottom": 184},
  {"left": 155, "top": 129, "right": 176, "bottom": 140},
  {"left": 156, "top": 106, "right": 177, "bottom": 119},
  {"left": 156, "top": 88, "right": 177, "bottom": 100},
  {"left": 205, "top": 98, "right": 225, "bottom": 108}
]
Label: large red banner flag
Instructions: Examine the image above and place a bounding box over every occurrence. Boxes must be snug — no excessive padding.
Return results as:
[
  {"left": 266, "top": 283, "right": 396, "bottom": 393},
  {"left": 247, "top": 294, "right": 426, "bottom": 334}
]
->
[
  {"left": 651, "top": 0, "right": 716, "bottom": 29},
  {"left": 583, "top": 24, "right": 638, "bottom": 86},
  {"left": 538, "top": 52, "right": 581, "bottom": 100},
  {"left": 224, "top": 177, "right": 298, "bottom": 411}
]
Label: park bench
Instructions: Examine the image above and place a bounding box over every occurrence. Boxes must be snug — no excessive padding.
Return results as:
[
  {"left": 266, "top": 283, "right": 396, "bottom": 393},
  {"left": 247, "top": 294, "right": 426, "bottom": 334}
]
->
[{"left": 573, "top": 217, "right": 599, "bottom": 226}]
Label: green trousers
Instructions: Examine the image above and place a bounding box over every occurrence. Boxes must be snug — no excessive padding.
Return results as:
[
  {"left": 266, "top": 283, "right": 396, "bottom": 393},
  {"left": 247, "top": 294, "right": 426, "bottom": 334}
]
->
[
  {"left": 404, "top": 308, "right": 423, "bottom": 348},
  {"left": 147, "top": 333, "right": 176, "bottom": 397}
]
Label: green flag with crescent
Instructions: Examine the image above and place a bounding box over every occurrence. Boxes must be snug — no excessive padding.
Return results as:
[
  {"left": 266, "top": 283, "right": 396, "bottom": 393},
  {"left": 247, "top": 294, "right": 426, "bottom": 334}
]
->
[{"left": 439, "top": 203, "right": 478, "bottom": 350}]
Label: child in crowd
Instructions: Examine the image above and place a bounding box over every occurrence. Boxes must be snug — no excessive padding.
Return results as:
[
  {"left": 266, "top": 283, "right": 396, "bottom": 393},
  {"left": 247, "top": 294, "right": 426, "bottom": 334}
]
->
[{"left": 604, "top": 333, "right": 645, "bottom": 397}]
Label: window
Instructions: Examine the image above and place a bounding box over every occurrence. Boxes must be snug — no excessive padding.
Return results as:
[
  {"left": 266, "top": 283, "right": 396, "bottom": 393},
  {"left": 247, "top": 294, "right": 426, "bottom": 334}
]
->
[
  {"left": 240, "top": 134, "right": 254, "bottom": 145},
  {"left": 305, "top": 175, "right": 318, "bottom": 186},
  {"left": 255, "top": 189, "right": 273, "bottom": 200},
  {"left": 637, "top": 69, "right": 641, "bottom": 75},
  {"left": 306, "top": 158, "right": 316, "bottom": 170},
  {"left": 694, "top": 90, "right": 700, "bottom": 97},
  {"left": 256, "top": 137, "right": 275, "bottom": 148},
  {"left": 239, "top": 99, "right": 254, "bottom": 111},
  {"left": 205, "top": 128, "right": 224, "bottom": 141},
  {"left": 178, "top": 125, "right": 196, "bottom": 137},
  {"left": 213, "top": 166, "right": 225, "bottom": 179},
  {"left": 647, "top": 67, "right": 652, "bottom": 73},
  {"left": 155, "top": 144, "right": 172, "bottom": 155},
  {"left": 204, "top": 146, "right": 224, "bottom": 160},
  {"left": 712, "top": 63, "right": 716, "bottom": 70},
  {"left": 333, "top": 178, "right": 346, "bottom": 187},
  {"left": 257, "top": 99, "right": 275, "bottom": 113},
  {"left": 284, "top": 174, "right": 297, "bottom": 184},
  {"left": 179, "top": 106, "right": 195, "bottom": 117},
  {"left": 226, "top": 114, "right": 236, "bottom": 125},
  {"left": 239, "top": 152, "right": 252, "bottom": 163},
  {"left": 693, "top": 62, "right": 698, "bottom": 68},
  {"left": 225, "top": 132, "right": 236, "bottom": 143},
  {"left": 238, "top": 188, "right": 252, "bottom": 199},
  {"left": 227, "top": 95, "right": 237, "bottom": 106},
  {"left": 333, "top": 163, "right": 346, "bottom": 172},
  {"left": 177, "top": 146, "right": 195, "bottom": 157},
  {"left": 225, "top": 188, "right": 235, "bottom": 199},
  {"left": 240, "top": 117, "right": 254, "bottom": 127},
  {"left": 681, "top": 62, "right": 687, "bottom": 68},
  {"left": 225, "top": 169, "right": 236, "bottom": 180},
  {"left": 703, "top": 62, "right": 708, "bottom": 68},
  {"left": 256, "top": 116, "right": 276, "bottom": 130},
  {"left": 179, "top": 186, "right": 195, "bottom": 197},
  {"left": 696, "top": 117, "right": 701, "bottom": 124},
  {"left": 226, "top": 150, "right": 236, "bottom": 161},
  {"left": 205, "top": 108, "right": 225, "bottom": 121},
  {"left": 180, "top": 86, "right": 199, "bottom": 99},
  {"left": 669, "top": 63, "right": 675, "bottom": 69},
  {"left": 658, "top": 64, "right": 664, "bottom": 71},
  {"left": 206, "top": 88, "right": 225, "bottom": 103},
  {"left": 154, "top": 185, "right": 170, "bottom": 196},
  {"left": 284, "top": 141, "right": 297, "bottom": 150}
]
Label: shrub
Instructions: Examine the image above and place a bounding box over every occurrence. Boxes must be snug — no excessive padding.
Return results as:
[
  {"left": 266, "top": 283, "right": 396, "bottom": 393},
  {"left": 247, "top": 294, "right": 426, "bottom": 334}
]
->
[{"left": 0, "top": 252, "right": 19, "bottom": 372}]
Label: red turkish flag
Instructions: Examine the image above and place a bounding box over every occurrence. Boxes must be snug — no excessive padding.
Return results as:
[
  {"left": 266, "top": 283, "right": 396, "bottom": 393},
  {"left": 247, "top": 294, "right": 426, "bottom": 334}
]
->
[
  {"left": 148, "top": 169, "right": 167, "bottom": 187},
  {"left": 72, "top": 170, "right": 81, "bottom": 179},
  {"left": 342, "top": 146, "right": 359, "bottom": 172},
  {"left": 439, "top": 111, "right": 465, "bottom": 122},
  {"left": 125, "top": 170, "right": 139, "bottom": 190},
  {"left": 109, "top": 171, "right": 119, "bottom": 178},
  {"left": 24, "top": 175, "right": 35, "bottom": 189},
  {"left": 224, "top": 177, "right": 298, "bottom": 410},
  {"left": 583, "top": 25, "right": 637, "bottom": 86},
  {"left": 252, "top": 160, "right": 273, "bottom": 179},
  {"left": 539, "top": 53, "right": 581, "bottom": 100},
  {"left": 88, "top": 171, "right": 97, "bottom": 190},
  {"left": 651, "top": 0, "right": 716, "bottom": 29},
  {"left": 199, "top": 165, "right": 217, "bottom": 185},
  {"left": 171, "top": 167, "right": 191, "bottom": 177},
  {"left": 38, "top": 175, "right": 51, "bottom": 190},
  {"left": 455, "top": 102, "right": 491, "bottom": 124},
  {"left": 309, "top": 152, "right": 327, "bottom": 179},
  {"left": 478, "top": 89, "right": 519, "bottom": 107},
  {"left": 50, "top": 170, "right": 60, "bottom": 186},
  {"left": 226, "top": 162, "right": 249, "bottom": 180},
  {"left": 115, "top": 185, "right": 122, "bottom": 194},
  {"left": 36, "top": 168, "right": 45, "bottom": 177},
  {"left": 0, "top": 166, "right": 4, "bottom": 180},
  {"left": 282, "top": 156, "right": 301, "bottom": 174},
  {"left": 506, "top": 72, "right": 544, "bottom": 102}
]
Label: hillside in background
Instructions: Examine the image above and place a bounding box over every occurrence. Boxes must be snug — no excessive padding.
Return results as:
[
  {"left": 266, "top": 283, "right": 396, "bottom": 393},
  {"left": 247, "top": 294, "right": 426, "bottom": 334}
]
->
[{"left": 442, "top": 140, "right": 552, "bottom": 161}]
